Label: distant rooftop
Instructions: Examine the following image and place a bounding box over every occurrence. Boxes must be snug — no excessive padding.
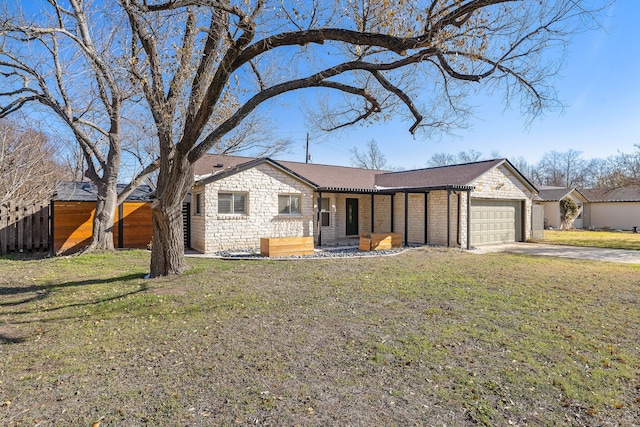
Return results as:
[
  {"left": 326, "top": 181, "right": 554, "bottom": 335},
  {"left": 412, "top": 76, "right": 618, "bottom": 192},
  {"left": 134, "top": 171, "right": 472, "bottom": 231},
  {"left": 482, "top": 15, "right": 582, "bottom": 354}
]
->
[{"left": 54, "top": 181, "right": 154, "bottom": 202}]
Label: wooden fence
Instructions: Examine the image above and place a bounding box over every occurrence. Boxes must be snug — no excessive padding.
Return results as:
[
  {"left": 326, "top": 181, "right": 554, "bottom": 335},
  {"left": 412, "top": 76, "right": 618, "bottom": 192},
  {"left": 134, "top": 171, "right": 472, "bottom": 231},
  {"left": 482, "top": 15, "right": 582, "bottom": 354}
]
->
[
  {"left": 1, "top": 199, "right": 190, "bottom": 256},
  {"left": 0, "top": 200, "right": 50, "bottom": 255},
  {"left": 51, "top": 201, "right": 154, "bottom": 254}
]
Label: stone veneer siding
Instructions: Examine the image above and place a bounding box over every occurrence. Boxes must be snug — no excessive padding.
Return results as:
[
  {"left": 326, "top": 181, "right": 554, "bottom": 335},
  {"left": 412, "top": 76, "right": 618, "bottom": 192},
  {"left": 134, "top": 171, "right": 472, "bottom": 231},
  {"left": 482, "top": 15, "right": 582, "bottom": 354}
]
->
[
  {"left": 192, "top": 162, "right": 533, "bottom": 251},
  {"left": 322, "top": 190, "right": 469, "bottom": 248},
  {"left": 192, "top": 163, "right": 315, "bottom": 253}
]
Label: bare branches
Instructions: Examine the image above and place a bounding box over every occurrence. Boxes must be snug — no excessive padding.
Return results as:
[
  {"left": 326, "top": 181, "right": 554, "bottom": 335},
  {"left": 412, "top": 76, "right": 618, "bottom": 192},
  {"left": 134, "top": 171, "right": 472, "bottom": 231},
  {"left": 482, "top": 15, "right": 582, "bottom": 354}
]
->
[{"left": 0, "top": 119, "right": 70, "bottom": 205}]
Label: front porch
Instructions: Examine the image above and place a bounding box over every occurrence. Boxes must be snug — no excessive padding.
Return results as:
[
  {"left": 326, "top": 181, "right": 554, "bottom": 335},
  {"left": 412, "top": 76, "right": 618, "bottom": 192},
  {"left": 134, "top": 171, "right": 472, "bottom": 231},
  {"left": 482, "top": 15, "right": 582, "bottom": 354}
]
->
[{"left": 315, "top": 186, "right": 474, "bottom": 250}]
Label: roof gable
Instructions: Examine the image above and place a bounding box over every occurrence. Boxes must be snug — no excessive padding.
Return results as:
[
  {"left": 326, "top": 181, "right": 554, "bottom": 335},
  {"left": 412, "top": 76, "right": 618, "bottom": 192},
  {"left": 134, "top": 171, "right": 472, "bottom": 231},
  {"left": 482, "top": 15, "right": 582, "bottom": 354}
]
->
[
  {"left": 195, "top": 154, "right": 384, "bottom": 191},
  {"left": 537, "top": 186, "right": 587, "bottom": 203},
  {"left": 194, "top": 155, "right": 317, "bottom": 188},
  {"left": 374, "top": 158, "right": 537, "bottom": 193}
]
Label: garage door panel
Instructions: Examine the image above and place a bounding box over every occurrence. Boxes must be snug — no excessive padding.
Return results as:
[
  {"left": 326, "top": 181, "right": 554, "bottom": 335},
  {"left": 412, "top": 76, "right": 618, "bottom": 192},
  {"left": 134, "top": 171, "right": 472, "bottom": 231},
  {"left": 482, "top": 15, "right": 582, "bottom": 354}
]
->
[{"left": 471, "top": 200, "right": 520, "bottom": 245}]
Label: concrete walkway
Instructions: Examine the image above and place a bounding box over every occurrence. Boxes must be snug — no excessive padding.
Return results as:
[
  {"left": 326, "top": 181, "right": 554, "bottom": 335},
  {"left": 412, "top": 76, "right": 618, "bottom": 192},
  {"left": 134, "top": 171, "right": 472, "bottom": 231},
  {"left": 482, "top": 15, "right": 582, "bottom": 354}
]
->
[{"left": 473, "top": 242, "right": 640, "bottom": 265}]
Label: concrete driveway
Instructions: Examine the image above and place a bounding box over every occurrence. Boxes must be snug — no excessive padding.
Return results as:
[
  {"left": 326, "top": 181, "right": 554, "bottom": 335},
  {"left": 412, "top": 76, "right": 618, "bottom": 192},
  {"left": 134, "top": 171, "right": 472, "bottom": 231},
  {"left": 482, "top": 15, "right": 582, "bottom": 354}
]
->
[{"left": 473, "top": 242, "right": 640, "bottom": 265}]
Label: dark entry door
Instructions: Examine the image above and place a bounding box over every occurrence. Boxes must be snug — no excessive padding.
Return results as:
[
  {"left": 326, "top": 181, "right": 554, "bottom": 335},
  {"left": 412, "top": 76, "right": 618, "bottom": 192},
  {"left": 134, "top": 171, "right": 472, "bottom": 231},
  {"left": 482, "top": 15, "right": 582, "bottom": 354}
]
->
[{"left": 346, "top": 198, "right": 359, "bottom": 235}]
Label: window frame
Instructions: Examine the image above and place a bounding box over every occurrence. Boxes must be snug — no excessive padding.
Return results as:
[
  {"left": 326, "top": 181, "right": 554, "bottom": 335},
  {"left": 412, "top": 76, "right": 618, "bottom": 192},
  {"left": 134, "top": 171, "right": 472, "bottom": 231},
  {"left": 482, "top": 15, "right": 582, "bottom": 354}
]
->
[
  {"left": 195, "top": 193, "right": 202, "bottom": 216},
  {"left": 218, "top": 192, "right": 247, "bottom": 215},
  {"left": 278, "top": 194, "right": 302, "bottom": 215}
]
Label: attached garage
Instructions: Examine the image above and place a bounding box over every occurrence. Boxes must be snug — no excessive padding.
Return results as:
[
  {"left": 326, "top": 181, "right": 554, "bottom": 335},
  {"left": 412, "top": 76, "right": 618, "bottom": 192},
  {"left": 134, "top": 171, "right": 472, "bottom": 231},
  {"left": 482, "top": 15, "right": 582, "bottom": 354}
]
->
[{"left": 470, "top": 200, "right": 522, "bottom": 246}]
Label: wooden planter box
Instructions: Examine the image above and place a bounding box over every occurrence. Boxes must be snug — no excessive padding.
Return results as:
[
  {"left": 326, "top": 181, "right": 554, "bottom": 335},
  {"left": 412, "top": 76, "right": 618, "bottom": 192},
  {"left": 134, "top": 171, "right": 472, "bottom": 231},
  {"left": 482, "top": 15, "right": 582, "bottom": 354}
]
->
[
  {"left": 260, "top": 236, "right": 315, "bottom": 257},
  {"left": 359, "top": 232, "right": 402, "bottom": 251}
]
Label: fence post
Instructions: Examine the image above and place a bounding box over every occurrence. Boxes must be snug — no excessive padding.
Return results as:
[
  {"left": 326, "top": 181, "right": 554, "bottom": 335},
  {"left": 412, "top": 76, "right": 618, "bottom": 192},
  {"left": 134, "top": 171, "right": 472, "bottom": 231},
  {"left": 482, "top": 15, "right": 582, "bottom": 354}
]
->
[{"left": 0, "top": 203, "right": 6, "bottom": 255}]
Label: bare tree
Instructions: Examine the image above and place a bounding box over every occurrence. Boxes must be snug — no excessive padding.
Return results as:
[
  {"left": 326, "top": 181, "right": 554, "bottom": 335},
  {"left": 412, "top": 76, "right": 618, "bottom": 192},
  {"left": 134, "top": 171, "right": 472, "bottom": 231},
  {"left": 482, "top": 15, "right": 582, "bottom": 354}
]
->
[
  {"left": 0, "top": 1, "right": 157, "bottom": 252},
  {"left": 0, "top": 119, "right": 69, "bottom": 205},
  {"left": 350, "top": 139, "right": 388, "bottom": 170},
  {"left": 593, "top": 146, "right": 640, "bottom": 187},
  {"left": 511, "top": 156, "right": 538, "bottom": 184},
  {"left": 116, "top": 0, "right": 601, "bottom": 276},
  {"left": 427, "top": 150, "right": 484, "bottom": 167},
  {"left": 537, "top": 149, "right": 587, "bottom": 187}
]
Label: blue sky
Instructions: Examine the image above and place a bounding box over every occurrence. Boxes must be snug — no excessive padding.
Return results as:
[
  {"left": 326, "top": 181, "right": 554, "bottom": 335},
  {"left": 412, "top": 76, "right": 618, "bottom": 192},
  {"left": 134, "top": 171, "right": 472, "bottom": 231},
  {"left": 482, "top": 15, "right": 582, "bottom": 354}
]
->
[{"left": 269, "top": 1, "right": 640, "bottom": 169}]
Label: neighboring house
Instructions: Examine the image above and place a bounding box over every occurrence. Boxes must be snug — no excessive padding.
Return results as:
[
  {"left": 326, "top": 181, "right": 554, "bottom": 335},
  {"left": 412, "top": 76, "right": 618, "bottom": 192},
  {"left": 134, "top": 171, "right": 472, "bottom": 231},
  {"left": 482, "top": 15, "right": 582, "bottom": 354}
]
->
[
  {"left": 191, "top": 154, "right": 539, "bottom": 253},
  {"left": 580, "top": 186, "right": 640, "bottom": 231},
  {"left": 537, "top": 186, "right": 588, "bottom": 229},
  {"left": 52, "top": 181, "right": 154, "bottom": 254}
]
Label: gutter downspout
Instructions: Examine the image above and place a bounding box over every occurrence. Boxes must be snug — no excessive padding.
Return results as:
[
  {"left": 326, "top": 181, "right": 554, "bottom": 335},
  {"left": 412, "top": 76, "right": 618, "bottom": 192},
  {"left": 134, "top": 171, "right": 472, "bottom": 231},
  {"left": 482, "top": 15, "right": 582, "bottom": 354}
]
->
[
  {"left": 371, "top": 193, "right": 375, "bottom": 233},
  {"left": 390, "top": 194, "right": 395, "bottom": 233},
  {"left": 404, "top": 191, "right": 409, "bottom": 247},
  {"left": 424, "top": 192, "right": 428, "bottom": 245},
  {"left": 467, "top": 190, "right": 471, "bottom": 250},
  {"left": 457, "top": 192, "right": 461, "bottom": 247},
  {"left": 317, "top": 191, "right": 322, "bottom": 247},
  {"left": 447, "top": 189, "right": 451, "bottom": 247}
]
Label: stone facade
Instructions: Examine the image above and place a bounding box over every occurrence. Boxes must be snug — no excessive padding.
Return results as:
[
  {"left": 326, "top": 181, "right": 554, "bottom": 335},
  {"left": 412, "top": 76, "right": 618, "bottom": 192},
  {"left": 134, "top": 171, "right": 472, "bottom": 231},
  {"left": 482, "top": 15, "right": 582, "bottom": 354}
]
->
[
  {"left": 192, "top": 163, "right": 314, "bottom": 253},
  {"left": 192, "top": 160, "right": 535, "bottom": 252}
]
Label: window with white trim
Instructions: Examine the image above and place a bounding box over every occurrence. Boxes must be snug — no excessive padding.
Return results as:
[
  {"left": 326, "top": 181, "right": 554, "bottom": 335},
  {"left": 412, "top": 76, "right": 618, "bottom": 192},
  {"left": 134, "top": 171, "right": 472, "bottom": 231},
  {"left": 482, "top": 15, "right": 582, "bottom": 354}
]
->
[
  {"left": 320, "top": 197, "right": 330, "bottom": 226},
  {"left": 278, "top": 194, "right": 301, "bottom": 215},
  {"left": 218, "top": 192, "right": 247, "bottom": 214}
]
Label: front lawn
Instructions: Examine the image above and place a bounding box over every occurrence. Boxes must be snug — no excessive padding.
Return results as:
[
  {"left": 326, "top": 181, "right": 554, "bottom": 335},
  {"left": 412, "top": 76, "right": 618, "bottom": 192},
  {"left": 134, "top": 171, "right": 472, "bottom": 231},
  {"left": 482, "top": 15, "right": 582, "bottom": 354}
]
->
[
  {"left": 1, "top": 249, "right": 639, "bottom": 425},
  {"left": 544, "top": 229, "right": 640, "bottom": 250}
]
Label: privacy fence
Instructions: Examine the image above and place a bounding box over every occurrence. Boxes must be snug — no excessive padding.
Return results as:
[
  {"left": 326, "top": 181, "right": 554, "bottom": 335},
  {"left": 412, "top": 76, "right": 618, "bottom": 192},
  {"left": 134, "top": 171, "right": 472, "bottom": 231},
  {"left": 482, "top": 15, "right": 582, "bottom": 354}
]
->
[
  {"left": 1, "top": 199, "right": 189, "bottom": 256},
  {"left": 0, "top": 200, "right": 50, "bottom": 255}
]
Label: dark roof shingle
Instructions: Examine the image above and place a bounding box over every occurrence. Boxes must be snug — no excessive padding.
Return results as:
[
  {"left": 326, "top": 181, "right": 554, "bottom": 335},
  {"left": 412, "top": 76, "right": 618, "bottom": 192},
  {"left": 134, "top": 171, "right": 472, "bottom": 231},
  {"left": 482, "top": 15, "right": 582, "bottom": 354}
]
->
[
  {"left": 374, "top": 159, "right": 505, "bottom": 188},
  {"left": 193, "top": 155, "right": 535, "bottom": 193},
  {"left": 54, "top": 181, "right": 154, "bottom": 202},
  {"left": 537, "top": 186, "right": 574, "bottom": 202},
  {"left": 580, "top": 186, "right": 640, "bottom": 202}
]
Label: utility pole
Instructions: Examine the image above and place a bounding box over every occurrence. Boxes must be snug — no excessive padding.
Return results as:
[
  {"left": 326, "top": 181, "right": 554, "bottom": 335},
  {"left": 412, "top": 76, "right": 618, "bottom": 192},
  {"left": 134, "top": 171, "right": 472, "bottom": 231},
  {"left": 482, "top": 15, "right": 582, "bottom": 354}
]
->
[{"left": 305, "top": 133, "right": 311, "bottom": 163}]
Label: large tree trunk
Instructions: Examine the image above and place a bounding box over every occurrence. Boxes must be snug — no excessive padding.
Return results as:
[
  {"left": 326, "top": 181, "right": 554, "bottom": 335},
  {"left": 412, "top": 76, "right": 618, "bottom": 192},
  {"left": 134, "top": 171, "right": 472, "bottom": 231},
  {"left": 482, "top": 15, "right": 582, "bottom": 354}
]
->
[
  {"left": 149, "top": 155, "right": 193, "bottom": 277},
  {"left": 82, "top": 178, "right": 119, "bottom": 252},
  {"left": 82, "top": 133, "right": 122, "bottom": 253}
]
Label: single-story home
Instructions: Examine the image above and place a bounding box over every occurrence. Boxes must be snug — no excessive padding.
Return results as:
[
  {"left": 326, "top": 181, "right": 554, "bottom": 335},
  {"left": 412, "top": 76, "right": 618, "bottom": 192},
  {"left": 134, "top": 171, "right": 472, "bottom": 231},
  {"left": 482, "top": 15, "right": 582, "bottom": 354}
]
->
[
  {"left": 537, "top": 186, "right": 588, "bottom": 229},
  {"left": 580, "top": 186, "right": 640, "bottom": 231},
  {"left": 52, "top": 181, "right": 154, "bottom": 254},
  {"left": 191, "top": 154, "right": 539, "bottom": 253}
]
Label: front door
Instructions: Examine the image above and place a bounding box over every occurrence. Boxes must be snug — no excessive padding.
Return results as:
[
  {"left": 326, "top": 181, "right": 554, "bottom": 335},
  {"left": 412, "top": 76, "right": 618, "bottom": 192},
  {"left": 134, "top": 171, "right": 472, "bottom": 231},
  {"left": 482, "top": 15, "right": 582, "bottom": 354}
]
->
[{"left": 346, "top": 198, "right": 359, "bottom": 236}]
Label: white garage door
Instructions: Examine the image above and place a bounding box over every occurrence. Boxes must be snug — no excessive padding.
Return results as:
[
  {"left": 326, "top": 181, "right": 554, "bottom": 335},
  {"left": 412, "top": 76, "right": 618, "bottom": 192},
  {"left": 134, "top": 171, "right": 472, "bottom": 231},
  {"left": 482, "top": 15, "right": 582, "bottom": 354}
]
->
[{"left": 471, "top": 200, "right": 521, "bottom": 245}]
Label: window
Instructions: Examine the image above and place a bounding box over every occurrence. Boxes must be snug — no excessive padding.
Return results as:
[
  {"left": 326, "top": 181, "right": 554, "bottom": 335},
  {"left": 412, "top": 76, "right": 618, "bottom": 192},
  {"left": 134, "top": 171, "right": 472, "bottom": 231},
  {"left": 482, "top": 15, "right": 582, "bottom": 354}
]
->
[
  {"left": 195, "top": 193, "right": 202, "bottom": 215},
  {"left": 278, "top": 194, "right": 301, "bottom": 215},
  {"left": 320, "top": 197, "right": 330, "bottom": 226},
  {"left": 218, "top": 192, "right": 247, "bottom": 214}
]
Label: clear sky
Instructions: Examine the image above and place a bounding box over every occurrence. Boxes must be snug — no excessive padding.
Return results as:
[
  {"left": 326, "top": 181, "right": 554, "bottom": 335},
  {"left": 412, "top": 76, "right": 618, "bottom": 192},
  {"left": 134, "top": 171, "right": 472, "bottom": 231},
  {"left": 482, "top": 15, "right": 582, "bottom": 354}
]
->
[{"left": 268, "top": 1, "right": 640, "bottom": 169}]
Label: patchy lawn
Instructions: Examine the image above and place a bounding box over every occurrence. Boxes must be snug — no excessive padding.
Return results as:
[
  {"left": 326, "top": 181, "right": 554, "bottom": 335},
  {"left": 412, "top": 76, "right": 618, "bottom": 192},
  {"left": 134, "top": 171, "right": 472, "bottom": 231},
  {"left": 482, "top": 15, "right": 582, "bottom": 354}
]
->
[
  {"left": 1, "top": 249, "right": 639, "bottom": 426},
  {"left": 544, "top": 229, "right": 640, "bottom": 250}
]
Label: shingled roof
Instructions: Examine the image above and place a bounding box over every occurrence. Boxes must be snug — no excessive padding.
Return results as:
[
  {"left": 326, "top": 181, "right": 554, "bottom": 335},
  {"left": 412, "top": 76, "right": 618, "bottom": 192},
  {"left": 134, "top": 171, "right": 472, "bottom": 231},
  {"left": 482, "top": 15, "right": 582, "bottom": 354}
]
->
[
  {"left": 375, "top": 159, "right": 507, "bottom": 189},
  {"left": 580, "top": 186, "right": 640, "bottom": 202},
  {"left": 194, "top": 154, "right": 387, "bottom": 191},
  {"left": 54, "top": 181, "right": 154, "bottom": 202},
  {"left": 537, "top": 186, "right": 587, "bottom": 202},
  {"left": 193, "top": 154, "right": 534, "bottom": 193}
]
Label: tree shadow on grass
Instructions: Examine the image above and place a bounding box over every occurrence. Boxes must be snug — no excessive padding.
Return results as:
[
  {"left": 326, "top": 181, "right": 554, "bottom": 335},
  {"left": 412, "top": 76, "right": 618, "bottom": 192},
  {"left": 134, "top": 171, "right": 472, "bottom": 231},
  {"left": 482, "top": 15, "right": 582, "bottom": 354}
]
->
[
  {"left": 0, "top": 273, "right": 147, "bottom": 298},
  {"left": 0, "top": 273, "right": 150, "bottom": 326},
  {"left": 0, "top": 334, "right": 27, "bottom": 344}
]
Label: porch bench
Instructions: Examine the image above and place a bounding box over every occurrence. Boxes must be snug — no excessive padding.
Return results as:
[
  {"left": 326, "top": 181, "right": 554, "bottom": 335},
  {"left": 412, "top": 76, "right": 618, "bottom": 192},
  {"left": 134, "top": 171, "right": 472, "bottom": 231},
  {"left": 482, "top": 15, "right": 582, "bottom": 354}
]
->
[
  {"left": 260, "top": 236, "right": 315, "bottom": 257},
  {"left": 359, "top": 232, "right": 403, "bottom": 251}
]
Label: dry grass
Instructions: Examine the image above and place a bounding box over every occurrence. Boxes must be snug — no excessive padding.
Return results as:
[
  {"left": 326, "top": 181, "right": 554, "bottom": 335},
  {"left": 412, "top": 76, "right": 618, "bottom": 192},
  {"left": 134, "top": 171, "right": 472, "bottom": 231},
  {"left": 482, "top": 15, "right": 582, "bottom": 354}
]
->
[
  {"left": 544, "top": 229, "right": 640, "bottom": 250},
  {"left": 1, "top": 248, "right": 639, "bottom": 426}
]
